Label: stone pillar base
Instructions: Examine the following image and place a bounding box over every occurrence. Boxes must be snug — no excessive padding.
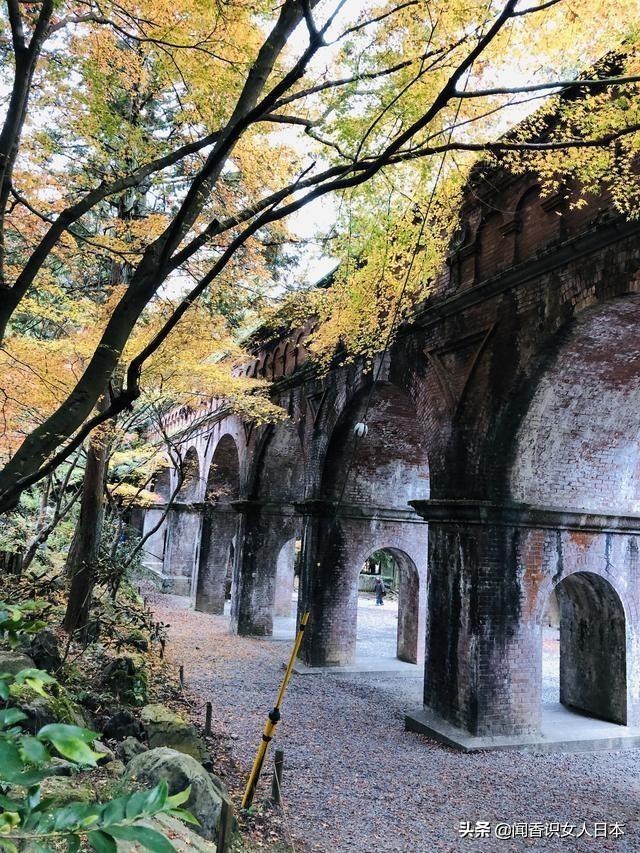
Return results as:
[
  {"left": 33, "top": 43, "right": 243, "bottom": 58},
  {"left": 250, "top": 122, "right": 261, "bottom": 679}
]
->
[
  {"left": 405, "top": 706, "right": 640, "bottom": 754},
  {"left": 161, "top": 575, "right": 191, "bottom": 597}
]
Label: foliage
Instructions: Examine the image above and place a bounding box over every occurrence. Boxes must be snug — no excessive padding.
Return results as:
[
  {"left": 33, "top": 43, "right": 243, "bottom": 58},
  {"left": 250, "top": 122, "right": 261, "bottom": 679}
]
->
[
  {"left": 0, "top": 720, "right": 195, "bottom": 852},
  {"left": 1, "top": 1, "right": 640, "bottom": 511},
  {"left": 0, "top": 601, "right": 194, "bottom": 851},
  {"left": 0, "top": 602, "right": 49, "bottom": 652}
]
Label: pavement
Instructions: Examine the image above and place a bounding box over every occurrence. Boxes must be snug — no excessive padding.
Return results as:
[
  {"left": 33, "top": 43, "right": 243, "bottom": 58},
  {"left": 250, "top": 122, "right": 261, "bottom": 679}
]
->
[{"left": 152, "top": 591, "right": 640, "bottom": 852}]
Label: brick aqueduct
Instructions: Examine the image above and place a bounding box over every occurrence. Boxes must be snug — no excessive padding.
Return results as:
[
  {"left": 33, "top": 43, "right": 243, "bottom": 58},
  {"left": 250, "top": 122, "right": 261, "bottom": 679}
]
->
[{"left": 141, "top": 163, "right": 640, "bottom": 748}]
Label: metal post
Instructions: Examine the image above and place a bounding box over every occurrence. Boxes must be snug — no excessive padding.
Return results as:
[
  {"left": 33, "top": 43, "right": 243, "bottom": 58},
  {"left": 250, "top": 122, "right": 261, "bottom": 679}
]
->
[
  {"left": 271, "top": 748, "right": 284, "bottom": 804},
  {"left": 205, "top": 702, "right": 212, "bottom": 737},
  {"left": 241, "top": 611, "right": 309, "bottom": 808}
]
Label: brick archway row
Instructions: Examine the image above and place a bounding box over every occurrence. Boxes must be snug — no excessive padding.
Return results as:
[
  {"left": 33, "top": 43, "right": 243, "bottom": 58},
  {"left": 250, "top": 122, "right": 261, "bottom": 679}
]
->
[{"left": 141, "top": 167, "right": 640, "bottom": 743}]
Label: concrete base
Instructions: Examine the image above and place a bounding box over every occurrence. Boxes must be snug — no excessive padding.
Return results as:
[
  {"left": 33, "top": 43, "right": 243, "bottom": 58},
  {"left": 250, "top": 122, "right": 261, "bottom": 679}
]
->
[
  {"left": 161, "top": 575, "right": 191, "bottom": 597},
  {"left": 405, "top": 703, "right": 640, "bottom": 753},
  {"left": 293, "top": 656, "right": 421, "bottom": 678}
]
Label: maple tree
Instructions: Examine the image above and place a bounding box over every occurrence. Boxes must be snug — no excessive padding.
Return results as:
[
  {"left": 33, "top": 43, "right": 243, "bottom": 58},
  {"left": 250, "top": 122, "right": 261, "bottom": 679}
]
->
[{"left": 0, "top": 0, "right": 640, "bottom": 515}]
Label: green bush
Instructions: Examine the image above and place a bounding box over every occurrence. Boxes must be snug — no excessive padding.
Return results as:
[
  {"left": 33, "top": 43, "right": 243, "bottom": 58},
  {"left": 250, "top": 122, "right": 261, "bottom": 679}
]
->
[{"left": 0, "top": 602, "right": 195, "bottom": 851}]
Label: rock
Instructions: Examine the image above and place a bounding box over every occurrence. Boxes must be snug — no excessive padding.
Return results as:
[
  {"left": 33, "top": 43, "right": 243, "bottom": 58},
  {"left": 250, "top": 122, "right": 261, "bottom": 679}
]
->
[
  {"left": 103, "top": 709, "right": 143, "bottom": 740},
  {"left": 85, "top": 617, "right": 101, "bottom": 643},
  {"left": 140, "top": 704, "right": 209, "bottom": 763},
  {"left": 118, "top": 736, "right": 148, "bottom": 764},
  {"left": 114, "top": 815, "right": 216, "bottom": 852},
  {"left": 0, "top": 650, "right": 35, "bottom": 675},
  {"left": 40, "top": 776, "right": 95, "bottom": 805},
  {"left": 17, "top": 691, "right": 92, "bottom": 735},
  {"left": 29, "top": 629, "right": 62, "bottom": 673},
  {"left": 48, "top": 758, "right": 75, "bottom": 777},
  {"left": 74, "top": 690, "right": 103, "bottom": 713},
  {"left": 101, "top": 656, "right": 147, "bottom": 706},
  {"left": 93, "top": 740, "right": 115, "bottom": 765},
  {"left": 123, "top": 630, "right": 149, "bottom": 652},
  {"left": 125, "top": 747, "right": 225, "bottom": 841},
  {"left": 104, "top": 759, "right": 126, "bottom": 777}
]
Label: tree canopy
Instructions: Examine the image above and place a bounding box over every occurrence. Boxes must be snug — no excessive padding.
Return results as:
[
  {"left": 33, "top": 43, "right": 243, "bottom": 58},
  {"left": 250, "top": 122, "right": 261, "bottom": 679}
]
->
[{"left": 1, "top": 0, "right": 640, "bottom": 512}]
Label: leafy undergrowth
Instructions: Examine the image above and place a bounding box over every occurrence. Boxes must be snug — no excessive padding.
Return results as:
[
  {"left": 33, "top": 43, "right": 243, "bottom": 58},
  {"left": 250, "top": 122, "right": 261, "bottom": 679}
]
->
[
  {"left": 0, "top": 573, "right": 195, "bottom": 851},
  {"left": 3, "top": 569, "right": 176, "bottom": 715}
]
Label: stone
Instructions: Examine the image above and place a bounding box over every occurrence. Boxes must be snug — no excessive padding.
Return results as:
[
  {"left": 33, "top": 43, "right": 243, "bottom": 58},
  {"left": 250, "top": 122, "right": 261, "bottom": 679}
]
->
[
  {"left": 29, "top": 629, "right": 62, "bottom": 673},
  {"left": 93, "top": 740, "right": 115, "bottom": 765},
  {"left": 104, "top": 759, "right": 126, "bottom": 777},
  {"left": 74, "top": 690, "right": 102, "bottom": 714},
  {"left": 125, "top": 747, "right": 225, "bottom": 841},
  {"left": 17, "top": 691, "right": 92, "bottom": 735},
  {"left": 123, "top": 630, "right": 149, "bottom": 652},
  {"left": 40, "top": 776, "right": 95, "bottom": 806},
  {"left": 85, "top": 617, "right": 101, "bottom": 643},
  {"left": 115, "top": 815, "right": 216, "bottom": 851},
  {"left": 103, "top": 709, "right": 143, "bottom": 740},
  {"left": 101, "top": 656, "right": 147, "bottom": 706},
  {"left": 0, "top": 650, "right": 35, "bottom": 675},
  {"left": 118, "top": 736, "right": 148, "bottom": 764},
  {"left": 48, "top": 757, "right": 74, "bottom": 777},
  {"left": 140, "top": 703, "right": 209, "bottom": 763}
]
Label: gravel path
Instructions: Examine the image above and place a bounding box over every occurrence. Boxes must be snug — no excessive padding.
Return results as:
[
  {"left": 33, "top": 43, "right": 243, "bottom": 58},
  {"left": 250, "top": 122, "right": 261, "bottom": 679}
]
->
[{"left": 150, "top": 592, "right": 640, "bottom": 853}]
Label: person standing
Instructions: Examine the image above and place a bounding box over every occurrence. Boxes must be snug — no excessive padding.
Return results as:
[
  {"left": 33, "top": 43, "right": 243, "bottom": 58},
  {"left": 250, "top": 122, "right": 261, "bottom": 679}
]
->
[{"left": 374, "top": 575, "right": 386, "bottom": 606}]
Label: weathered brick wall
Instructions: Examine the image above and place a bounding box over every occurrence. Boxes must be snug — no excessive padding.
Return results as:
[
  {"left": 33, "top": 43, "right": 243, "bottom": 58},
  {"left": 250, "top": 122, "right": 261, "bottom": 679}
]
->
[
  {"left": 143, "top": 165, "right": 640, "bottom": 738},
  {"left": 299, "top": 514, "right": 428, "bottom": 666}
]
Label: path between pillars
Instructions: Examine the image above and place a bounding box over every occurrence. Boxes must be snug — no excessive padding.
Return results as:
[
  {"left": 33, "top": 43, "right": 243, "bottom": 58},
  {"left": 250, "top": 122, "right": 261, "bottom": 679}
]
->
[{"left": 149, "top": 591, "right": 640, "bottom": 852}]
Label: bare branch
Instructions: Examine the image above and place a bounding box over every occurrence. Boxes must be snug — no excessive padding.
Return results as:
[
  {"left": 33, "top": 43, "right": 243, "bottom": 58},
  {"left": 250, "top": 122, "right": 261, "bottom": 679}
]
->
[
  {"left": 261, "top": 113, "right": 316, "bottom": 128},
  {"left": 512, "top": 0, "right": 564, "bottom": 17},
  {"left": 332, "top": 0, "right": 419, "bottom": 43},
  {"left": 456, "top": 74, "right": 640, "bottom": 99}
]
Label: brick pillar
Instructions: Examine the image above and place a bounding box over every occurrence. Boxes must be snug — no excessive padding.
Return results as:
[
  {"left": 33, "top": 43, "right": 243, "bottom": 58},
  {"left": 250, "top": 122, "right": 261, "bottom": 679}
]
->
[
  {"left": 413, "top": 501, "right": 539, "bottom": 737},
  {"left": 397, "top": 556, "right": 422, "bottom": 664},
  {"left": 297, "top": 504, "right": 358, "bottom": 666},
  {"left": 194, "top": 506, "right": 237, "bottom": 614},
  {"left": 162, "top": 505, "right": 202, "bottom": 597},
  {"left": 230, "top": 501, "right": 298, "bottom": 636}
]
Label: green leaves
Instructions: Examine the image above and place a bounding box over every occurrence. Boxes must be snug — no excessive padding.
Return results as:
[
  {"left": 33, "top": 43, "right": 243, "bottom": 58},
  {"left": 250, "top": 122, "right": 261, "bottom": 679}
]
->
[
  {"left": 0, "top": 642, "right": 194, "bottom": 851},
  {"left": 37, "top": 724, "right": 104, "bottom": 766},
  {"left": 0, "top": 780, "right": 195, "bottom": 851},
  {"left": 0, "top": 601, "right": 49, "bottom": 648},
  {"left": 106, "top": 824, "right": 176, "bottom": 852},
  {"left": 0, "top": 708, "right": 26, "bottom": 729},
  {"left": 0, "top": 666, "right": 57, "bottom": 702},
  {"left": 18, "top": 735, "right": 49, "bottom": 765},
  {"left": 87, "top": 830, "right": 117, "bottom": 853},
  {"left": 12, "top": 668, "right": 57, "bottom": 699}
]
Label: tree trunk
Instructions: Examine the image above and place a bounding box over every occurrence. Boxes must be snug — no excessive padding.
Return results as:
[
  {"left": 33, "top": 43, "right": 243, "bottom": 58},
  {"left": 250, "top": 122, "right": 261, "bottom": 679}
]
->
[{"left": 62, "top": 400, "right": 109, "bottom": 636}]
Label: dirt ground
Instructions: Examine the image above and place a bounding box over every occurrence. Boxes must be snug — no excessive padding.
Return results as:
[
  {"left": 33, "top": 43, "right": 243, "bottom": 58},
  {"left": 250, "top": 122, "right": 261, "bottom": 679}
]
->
[{"left": 149, "top": 591, "right": 640, "bottom": 853}]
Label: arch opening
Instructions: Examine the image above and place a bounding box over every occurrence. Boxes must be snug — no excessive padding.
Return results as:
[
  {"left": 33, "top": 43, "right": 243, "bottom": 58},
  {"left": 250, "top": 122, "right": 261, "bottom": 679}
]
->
[
  {"left": 274, "top": 537, "right": 300, "bottom": 618},
  {"left": 269, "top": 537, "right": 302, "bottom": 641},
  {"left": 541, "top": 572, "right": 627, "bottom": 725},
  {"left": 232, "top": 420, "right": 305, "bottom": 636},
  {"left": 195, "top": 435, "right": 241, "bottom": 614},
  {"left": 303, "top": 381, "right": 429, "bottom": 668},
  {"left": 141, "top": 463, "right": 172, "bottom": 574},
  {"left": 179, "top": 446, "right": 201, "bottom": 500},
  {"left": 356, "top": 548, "right": 423, "bottom": 665}
]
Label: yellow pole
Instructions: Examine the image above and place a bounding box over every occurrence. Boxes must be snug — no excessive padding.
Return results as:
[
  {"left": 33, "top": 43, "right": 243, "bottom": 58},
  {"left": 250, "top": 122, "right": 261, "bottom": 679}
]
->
[{"left": 241, "top": 611, "right": 309, "bottom": 809}]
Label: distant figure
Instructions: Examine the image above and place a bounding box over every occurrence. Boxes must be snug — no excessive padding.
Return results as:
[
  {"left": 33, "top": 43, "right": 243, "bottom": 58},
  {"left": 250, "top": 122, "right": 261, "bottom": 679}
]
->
[{"left": 374, "top": 576, "right": 386, "bottom": 606}]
